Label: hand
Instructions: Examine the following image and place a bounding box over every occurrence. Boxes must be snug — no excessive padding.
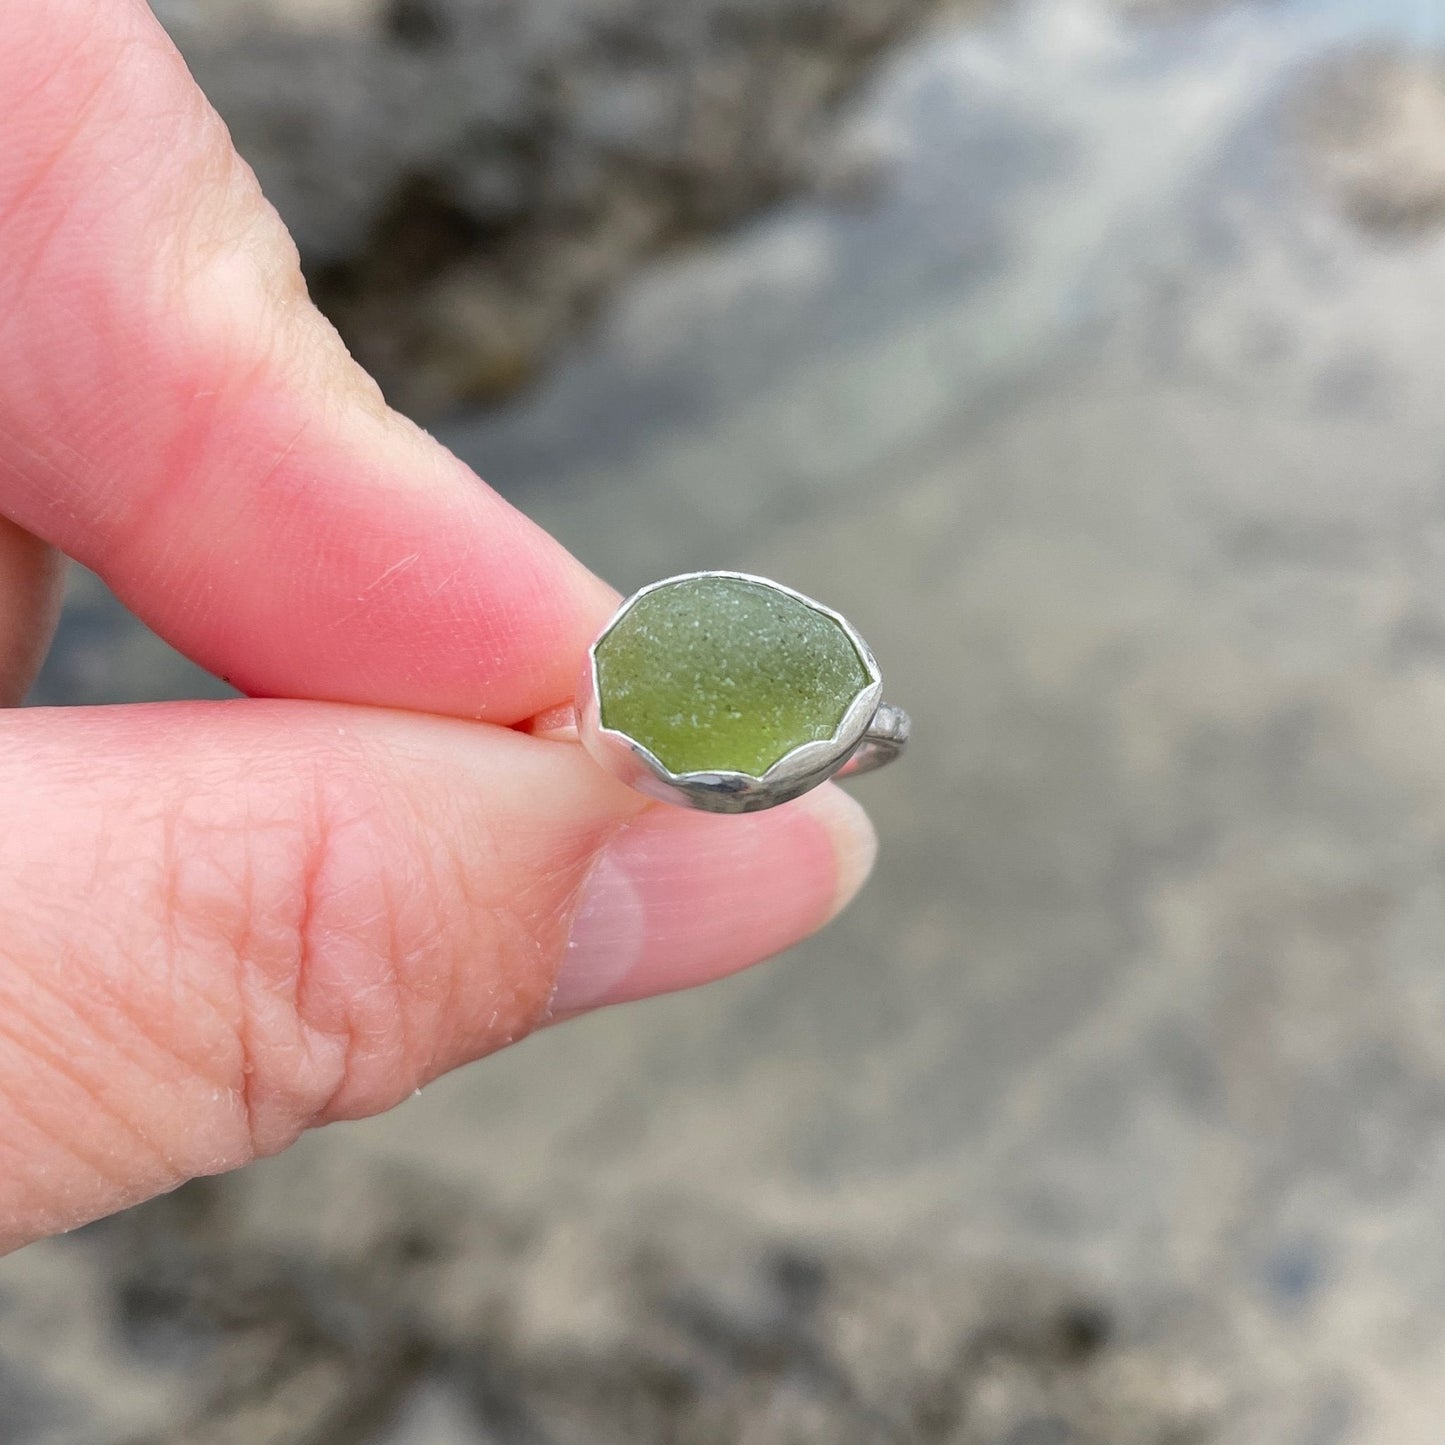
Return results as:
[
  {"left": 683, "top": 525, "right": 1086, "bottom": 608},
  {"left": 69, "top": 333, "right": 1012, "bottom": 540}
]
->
[{"left": 0, "top": 0, "right": 876, "bottom": 1253}]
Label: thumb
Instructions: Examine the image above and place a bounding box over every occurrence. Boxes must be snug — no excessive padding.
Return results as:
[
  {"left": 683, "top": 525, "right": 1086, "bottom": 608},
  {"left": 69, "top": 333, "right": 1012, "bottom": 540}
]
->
[{"left": 0, "top": 702, "right": 873, "bottom": 1253}]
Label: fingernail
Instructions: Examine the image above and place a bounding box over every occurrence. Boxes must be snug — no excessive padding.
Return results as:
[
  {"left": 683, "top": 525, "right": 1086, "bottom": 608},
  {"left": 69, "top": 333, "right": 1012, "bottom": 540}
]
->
[{"left": 551, "top": 785, "right": 877, "bottom": 1014}]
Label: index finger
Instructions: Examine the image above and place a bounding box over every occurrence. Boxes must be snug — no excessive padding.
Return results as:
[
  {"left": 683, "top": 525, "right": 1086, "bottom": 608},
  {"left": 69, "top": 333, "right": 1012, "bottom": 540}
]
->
[{"left": 0, "top": 0, "right": 615, "bottom": 722}]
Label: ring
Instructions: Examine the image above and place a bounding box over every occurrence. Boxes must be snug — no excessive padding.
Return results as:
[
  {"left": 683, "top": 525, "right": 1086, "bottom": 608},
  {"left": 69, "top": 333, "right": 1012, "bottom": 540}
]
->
[{"left": 571, "top": 571, "right": 909, "bottom": 813}]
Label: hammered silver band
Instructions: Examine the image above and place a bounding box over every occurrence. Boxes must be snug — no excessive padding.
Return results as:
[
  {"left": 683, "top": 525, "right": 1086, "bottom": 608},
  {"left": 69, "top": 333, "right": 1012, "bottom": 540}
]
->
[{"left": 836, "top": 701, "right": 911, "bottom": 780}]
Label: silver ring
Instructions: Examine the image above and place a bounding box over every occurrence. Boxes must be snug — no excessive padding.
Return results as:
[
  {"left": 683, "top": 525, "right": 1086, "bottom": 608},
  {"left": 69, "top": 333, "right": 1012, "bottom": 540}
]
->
[{"left": 571, "top": 571, "right": 909, "bottom": 814}]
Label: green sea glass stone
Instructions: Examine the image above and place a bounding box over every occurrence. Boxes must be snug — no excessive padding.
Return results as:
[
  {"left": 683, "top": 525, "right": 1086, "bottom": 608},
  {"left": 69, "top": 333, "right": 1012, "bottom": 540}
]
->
[{"left": 594, "top": 575, "right": 872, "bottom": 777}]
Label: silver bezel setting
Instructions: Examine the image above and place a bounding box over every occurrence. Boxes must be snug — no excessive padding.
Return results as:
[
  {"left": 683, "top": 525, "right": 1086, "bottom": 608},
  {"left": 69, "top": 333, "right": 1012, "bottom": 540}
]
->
[{"left": 577, "top": 571, "right": 883, "bottom": 814}]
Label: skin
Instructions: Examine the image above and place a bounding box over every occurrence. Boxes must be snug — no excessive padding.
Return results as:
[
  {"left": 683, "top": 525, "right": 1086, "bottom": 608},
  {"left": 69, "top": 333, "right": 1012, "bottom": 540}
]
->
[{"left": 0, "top": 0, "right": 877, "bottom": 1255}]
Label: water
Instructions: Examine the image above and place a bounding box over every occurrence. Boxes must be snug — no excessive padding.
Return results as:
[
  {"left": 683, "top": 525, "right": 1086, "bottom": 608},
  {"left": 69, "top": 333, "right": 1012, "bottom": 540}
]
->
[{"left": 383, "top": 0, "right": 1436, "bottom": 631}]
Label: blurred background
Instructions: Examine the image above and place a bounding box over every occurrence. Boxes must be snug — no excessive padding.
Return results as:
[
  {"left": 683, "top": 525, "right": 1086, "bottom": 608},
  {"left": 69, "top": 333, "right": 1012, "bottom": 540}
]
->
[{"left": 8, "top": 0, "right": 1445, "bottom": 1439}]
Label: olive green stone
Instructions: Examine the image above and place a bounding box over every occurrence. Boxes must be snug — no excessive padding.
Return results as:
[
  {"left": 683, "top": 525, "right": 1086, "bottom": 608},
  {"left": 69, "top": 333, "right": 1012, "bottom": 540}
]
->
[{"left": 595, "top": 575, "right": 871, "bottom": 777}]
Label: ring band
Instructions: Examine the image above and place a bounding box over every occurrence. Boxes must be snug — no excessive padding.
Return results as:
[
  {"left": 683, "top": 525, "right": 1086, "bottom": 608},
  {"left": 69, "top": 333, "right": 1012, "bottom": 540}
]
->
[
  {"left": 565, "top": 571, "right": 909, "bottom": 813},
  {"left": 836, "top": 701, "right": 911, "bottom": 780}
]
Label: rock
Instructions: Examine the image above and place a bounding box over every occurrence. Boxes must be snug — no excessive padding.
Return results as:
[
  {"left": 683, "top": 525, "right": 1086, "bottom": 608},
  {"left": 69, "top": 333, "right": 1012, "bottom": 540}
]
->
[{"left": 156, "top": 0, "right": 952, "bottom": 416}]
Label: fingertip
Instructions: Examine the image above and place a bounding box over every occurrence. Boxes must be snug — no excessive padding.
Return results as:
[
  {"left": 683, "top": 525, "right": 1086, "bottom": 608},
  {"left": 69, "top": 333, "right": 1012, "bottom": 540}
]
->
[
  {"left": 797, "top": 781, "right": 879, "bottom": 923},
  {"left": 550, "top": 783, "right": 878, "bottom": 1013}
]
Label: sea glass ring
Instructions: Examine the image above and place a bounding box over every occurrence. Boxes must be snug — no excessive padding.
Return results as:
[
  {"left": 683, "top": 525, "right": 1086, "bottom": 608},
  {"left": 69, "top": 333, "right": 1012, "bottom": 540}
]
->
[{"left": 573, "top": 571, "right": 909, "bottom": 813}]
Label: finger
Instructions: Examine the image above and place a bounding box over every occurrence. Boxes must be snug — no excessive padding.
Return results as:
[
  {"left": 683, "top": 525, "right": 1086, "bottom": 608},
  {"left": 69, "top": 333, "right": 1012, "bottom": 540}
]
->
[
  {"left": 0, "top": 0, "right": 614, "bottom": 723},
  {"left": 0, "top": 518, "right": 62, "bottom": 706},
  {"left": 0, "top": 703, "right": 874, "bottom": 1251}
]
